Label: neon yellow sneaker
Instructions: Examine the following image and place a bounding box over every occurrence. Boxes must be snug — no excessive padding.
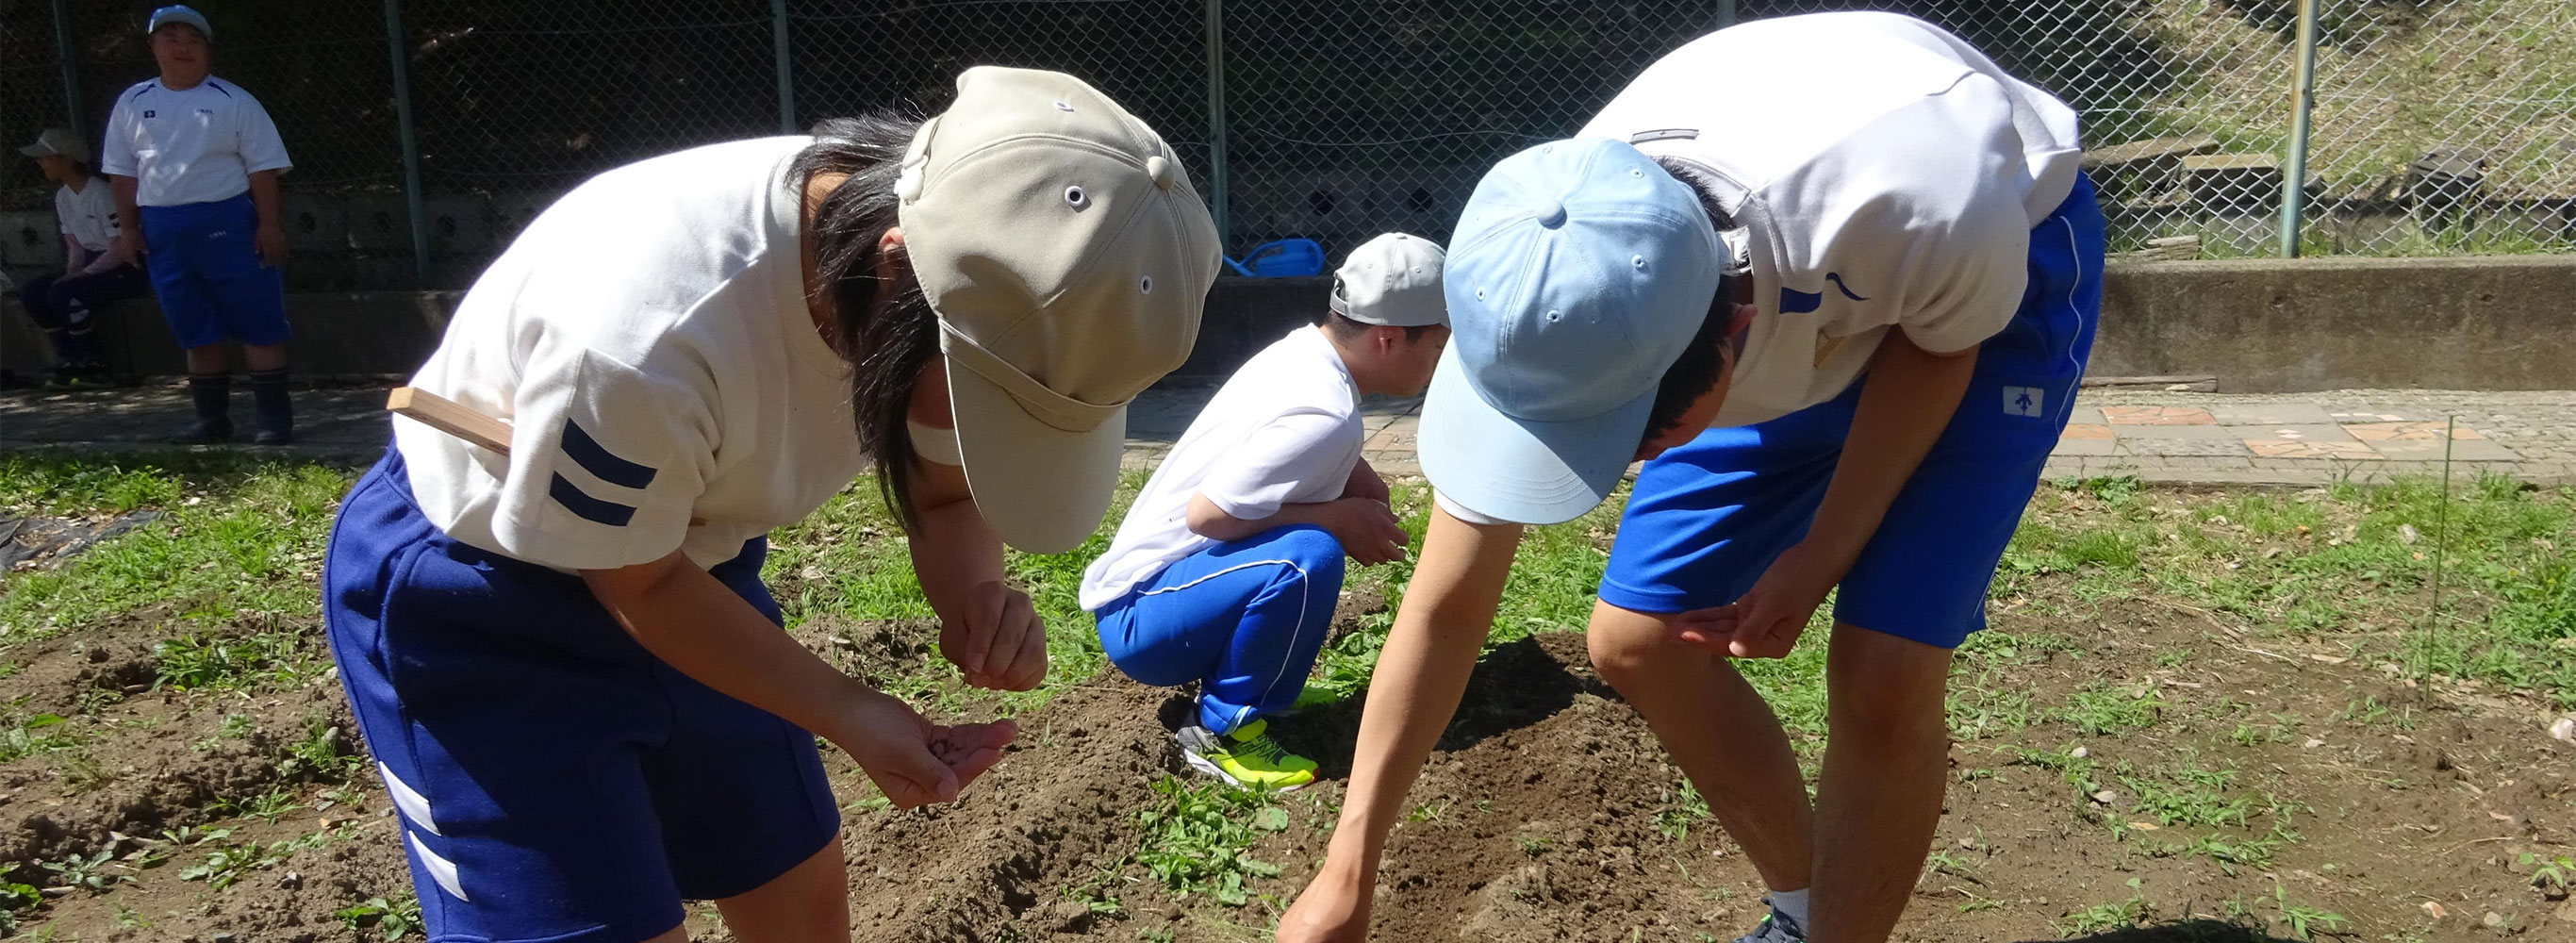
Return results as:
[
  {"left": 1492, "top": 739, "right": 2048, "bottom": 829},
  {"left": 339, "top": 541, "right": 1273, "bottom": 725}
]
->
[{"left": 1176, "top": 719, "right": 1317, "bottom": 791}]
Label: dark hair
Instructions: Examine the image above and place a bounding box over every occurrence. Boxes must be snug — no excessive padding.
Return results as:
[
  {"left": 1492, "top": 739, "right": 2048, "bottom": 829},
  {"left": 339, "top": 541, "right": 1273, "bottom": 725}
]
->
[
  {"left": 790, "top": 108, "right": 938, "bottom": 530},
  {"left": 1317, "top": 310, "right": 1438, "bottom": 343},
  {"left": 1638, "top": 156, "right": 1742, "bottom": 447}
]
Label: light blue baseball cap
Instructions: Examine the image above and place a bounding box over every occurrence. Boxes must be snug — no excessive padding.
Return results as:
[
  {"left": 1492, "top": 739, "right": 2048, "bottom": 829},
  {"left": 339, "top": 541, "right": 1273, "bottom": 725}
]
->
[
  {"left": 148, "top": 5, "right": 211, "bottom": 40},
  {"left": 1418, "top": 138, "right": 1726, "bottom": 524}
]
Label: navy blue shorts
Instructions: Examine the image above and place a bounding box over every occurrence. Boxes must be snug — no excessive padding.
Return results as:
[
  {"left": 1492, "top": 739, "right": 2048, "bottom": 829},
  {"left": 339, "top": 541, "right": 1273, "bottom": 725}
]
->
[
  {"left": 322, "top": 447, "right": 839, "bottom": 943},
  {"left": 1597, "top": 174, "right": 2105, "bottom": 649},
  {"left": 140, "top": 194, "right": 289, "bottom": 348}
]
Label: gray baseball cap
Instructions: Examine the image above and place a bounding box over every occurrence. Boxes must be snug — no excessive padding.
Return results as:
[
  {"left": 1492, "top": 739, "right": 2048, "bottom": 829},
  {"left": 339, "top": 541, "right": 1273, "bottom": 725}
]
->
[
  {"left": 19, "top": 128, "right": 90, "bottom": 164},
  {"left": 148, "top": 5, "right": 211, "bottom": 40},
  {"left": 1329, "top": 232, "right": 1447, "bottom": 327}
]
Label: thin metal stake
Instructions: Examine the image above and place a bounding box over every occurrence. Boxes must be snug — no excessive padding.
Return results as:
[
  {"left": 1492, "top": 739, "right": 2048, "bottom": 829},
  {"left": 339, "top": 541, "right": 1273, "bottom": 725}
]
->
[{"left": 2421, "top": 415, "right": 2455, "bottom": 679}]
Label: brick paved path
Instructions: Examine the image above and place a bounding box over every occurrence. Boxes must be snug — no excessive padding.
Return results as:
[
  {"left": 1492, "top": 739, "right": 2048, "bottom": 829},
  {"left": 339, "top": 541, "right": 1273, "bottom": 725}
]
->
[{"left": 6, "top": 383, "right": 2569, "bottom": 487}]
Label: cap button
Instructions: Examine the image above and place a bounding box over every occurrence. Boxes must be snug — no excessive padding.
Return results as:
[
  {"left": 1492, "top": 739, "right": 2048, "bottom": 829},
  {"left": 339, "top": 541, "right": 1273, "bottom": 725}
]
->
[
  {"left": 1536, "top": 200, "right": 1568, "bottom": 229},
  {"left": 1146, "top": 156, "right": 1174, "bottom": 191}
]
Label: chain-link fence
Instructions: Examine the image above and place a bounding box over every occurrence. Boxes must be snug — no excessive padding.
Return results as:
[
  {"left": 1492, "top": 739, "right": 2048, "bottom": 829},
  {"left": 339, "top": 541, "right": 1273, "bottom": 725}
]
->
[{"left": 5, "top": 0, "right": 2569, "bottom": 292}]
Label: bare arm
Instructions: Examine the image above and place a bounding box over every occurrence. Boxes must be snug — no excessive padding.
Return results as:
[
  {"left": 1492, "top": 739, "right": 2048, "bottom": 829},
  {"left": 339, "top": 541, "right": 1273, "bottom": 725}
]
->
[
  {"left": 904, "top": 360, "right": 1049, "bottom": 690},
  {"left": 582, "top": 552, "right": 1010, "bottom": 808},
  {"left": 1806, "top": 330, "right": 1978, "bottom": 566},
  {"left": 248, "top": 170, "right": 287, "bottom": 266},
  {"left": 110, "top": 177, "right": 141, "bottom": 261},
  {"left": 61, "top": 236, "right": 89, "bottom": 276},
  {"left": 1184, "top": 492, "right": 1404, "bottom": 565},
  {"left": 1281, "top": 505, "right": 1522, "bottom": 940}
]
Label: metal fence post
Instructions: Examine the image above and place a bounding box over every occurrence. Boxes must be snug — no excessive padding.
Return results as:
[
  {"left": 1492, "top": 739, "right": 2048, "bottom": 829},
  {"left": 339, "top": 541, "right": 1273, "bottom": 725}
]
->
[
  {"left": 1204, "top": 0, "right": 1230, "bottom": 253},
  {"left": 772, "top": 0, "right": 797, "bottom": 134},
  {"left": 2278, "top": 0, "right": 2320, "bottom": 258},
  {"left": 53, "top": 0, "right": 85, "bottom": 140},
  {"left": 1716, "top": 0, "right": 1737, "bottom": 28},
  {"left": 384, "top": 0, "right": 430, "bottom": 286}
]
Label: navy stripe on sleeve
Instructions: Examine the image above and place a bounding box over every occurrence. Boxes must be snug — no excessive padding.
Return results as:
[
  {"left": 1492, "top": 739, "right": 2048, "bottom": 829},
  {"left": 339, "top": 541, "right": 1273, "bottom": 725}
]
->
[
  {"left": 549, "top": 473, "right": 636, "bottom": 526},
  {"left": 559, "top": 419, "right": 658, "bottom": 488}
]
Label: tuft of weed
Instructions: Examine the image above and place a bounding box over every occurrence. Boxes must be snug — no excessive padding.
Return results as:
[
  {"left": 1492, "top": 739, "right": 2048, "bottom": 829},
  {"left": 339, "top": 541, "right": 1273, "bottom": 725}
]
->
[{"left": 1131, "top": 776, "right": 1289, "bottom": 906}]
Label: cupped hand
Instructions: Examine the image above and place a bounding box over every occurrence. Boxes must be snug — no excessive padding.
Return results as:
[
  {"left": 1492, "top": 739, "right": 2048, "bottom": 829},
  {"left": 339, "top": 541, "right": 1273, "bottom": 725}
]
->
[
  {"left": 1670, "top": 542, "right": 1841, "bottom": 659},
  {"left": 940, "top": 580, "right": 1049, "bottom": 690},
  {"left": 835, "top": 693, "right": 1016, "bottom": 809},
  {"left": 1325, "top": 498, "right": 1407, "bottom": 566}
]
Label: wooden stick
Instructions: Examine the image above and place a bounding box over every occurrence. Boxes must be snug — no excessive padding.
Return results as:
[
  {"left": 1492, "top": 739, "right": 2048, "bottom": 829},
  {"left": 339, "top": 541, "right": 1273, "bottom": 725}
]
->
[{"left": 388, "top": 387, "right": 512, "bottom": 455}]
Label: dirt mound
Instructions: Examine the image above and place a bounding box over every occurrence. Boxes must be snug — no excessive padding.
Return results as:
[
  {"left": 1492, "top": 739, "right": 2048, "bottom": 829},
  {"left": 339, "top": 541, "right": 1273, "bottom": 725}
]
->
[{"left": 840, "top": 675, "right": 1178, "bottom": 941}]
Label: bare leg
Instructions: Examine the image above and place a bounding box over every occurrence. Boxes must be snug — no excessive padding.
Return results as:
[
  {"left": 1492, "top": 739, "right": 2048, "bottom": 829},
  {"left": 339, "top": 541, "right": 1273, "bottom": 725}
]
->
[
  {"left": 1586, "top": 600, "right": 1813, "bottom": 891},
  {"left": 244, "top": 341, "right": 289, "bottom": 372},
  {"left": 1807, "top": 623, "right": 1954, "bottom": 943},
  {"left": 712, "top": 838, "right": 850, "bottom": 943},
  {"left": 184, "top": 343, "right": 228, "bottom": 374}
]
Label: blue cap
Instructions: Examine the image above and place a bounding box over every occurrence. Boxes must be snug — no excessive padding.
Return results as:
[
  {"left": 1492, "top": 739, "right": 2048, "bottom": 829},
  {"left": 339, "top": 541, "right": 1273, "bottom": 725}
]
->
[
  {"left": 148, "top": 6, "right": 211, "bottom": 41},
  {"left": 1418, "top": 138, "right": 1725, "bottom": 524}
]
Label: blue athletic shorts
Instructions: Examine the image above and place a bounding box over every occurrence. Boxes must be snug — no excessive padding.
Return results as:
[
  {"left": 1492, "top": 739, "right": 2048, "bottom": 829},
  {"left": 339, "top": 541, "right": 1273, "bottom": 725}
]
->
[
  {"left": 1093, "top": 525, "right": 1346, "bottom": 735},
  {"left": 322, "top": 446, "right": 839, "bottom": 943},
  {"left": 1596, "top": 174, "right": 2105, "bottom": 650},
  {"left": 140, "top": 193, "right": 289, "bottom": 348}
]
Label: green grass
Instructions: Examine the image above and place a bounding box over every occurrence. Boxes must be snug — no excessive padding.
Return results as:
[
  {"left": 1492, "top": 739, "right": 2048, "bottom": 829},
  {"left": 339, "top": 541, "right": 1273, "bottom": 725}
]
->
[{"left": 0, "top": 455, "right": 350, "bottom": 642}]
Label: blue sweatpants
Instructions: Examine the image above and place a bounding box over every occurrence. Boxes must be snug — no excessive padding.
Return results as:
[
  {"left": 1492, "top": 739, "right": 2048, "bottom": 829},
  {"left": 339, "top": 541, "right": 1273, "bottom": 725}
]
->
[
  {"left": 1094, "top": 525, "right": 1346, "bottom": 735},
  {"left": 140, "top": 193, "right": 289, "bottom": 349},
  {"left": 322, "top": 447, "right": 838, "bottom": 943},
  {"left": 1598, "top": 173, "right": 2105, "bottom": 649}
]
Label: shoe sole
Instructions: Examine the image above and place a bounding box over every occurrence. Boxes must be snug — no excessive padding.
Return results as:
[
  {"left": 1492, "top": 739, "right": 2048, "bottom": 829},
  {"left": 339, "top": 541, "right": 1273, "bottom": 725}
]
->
[{"left": 1178, "top": 749, "right": 1312, "bottom": 793}]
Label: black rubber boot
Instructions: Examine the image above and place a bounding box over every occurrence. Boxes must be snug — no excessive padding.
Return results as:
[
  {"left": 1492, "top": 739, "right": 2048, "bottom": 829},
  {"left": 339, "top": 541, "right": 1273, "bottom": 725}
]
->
[
  {"left": 173, "top": 373, "right": 234, "bottom": 444},
  {"left": 248, "top": 368, "right": 294, "bottom": 445}
]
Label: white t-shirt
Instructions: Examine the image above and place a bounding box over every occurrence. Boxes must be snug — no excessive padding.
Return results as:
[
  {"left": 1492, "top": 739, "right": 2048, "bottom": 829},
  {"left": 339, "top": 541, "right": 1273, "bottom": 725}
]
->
[
  {"left": 1581, "top": 11, "right": 2083, "bottom": 428},
  {"left": 397, "top": 136, "right": 867, "bottom": 572},
  {"left": 1080, "top": 328, "right": 1362, "bottom": 610},
  {"left": 56, "top": 178, "right": 119, "bottom": 252},
  {"left": 99, "top": 77, "right": 293, "bottom": 207}
]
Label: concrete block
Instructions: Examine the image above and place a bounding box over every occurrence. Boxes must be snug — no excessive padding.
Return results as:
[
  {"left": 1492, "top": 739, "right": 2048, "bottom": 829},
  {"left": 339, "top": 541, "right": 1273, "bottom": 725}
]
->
[
  {"left": 1, "top": 211, "right": 62, "bottom": 269},
  {"left": 282, "top": 192, "right": 348, "bottom": 255}
]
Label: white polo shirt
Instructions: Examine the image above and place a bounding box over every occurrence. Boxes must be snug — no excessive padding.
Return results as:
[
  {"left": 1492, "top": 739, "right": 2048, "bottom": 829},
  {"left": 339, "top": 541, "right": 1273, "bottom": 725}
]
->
[
  {"left": 1080, "top": 327, "right": 1363, "bottom": 610},
  {"left": 1581, "top": 11, "right": 2083, "bottom": 428},
  {"left": 56, "top": 178, "right": 119, "bottom": 252},
  {"left": 397, "top": 136, "right": 867, "bottom": 572},
  {"left": 99, "top": 77, "right": 293, "bottom": 207}
]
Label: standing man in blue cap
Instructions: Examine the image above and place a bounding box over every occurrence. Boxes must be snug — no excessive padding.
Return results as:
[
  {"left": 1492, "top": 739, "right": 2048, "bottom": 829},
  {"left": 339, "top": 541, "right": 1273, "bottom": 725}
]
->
[
  {"left": 1279, "top": 12, "right": 2094, "bottom": 943},
  {"left": 101, "top": 5, "right": 298, "bottom": 443}
]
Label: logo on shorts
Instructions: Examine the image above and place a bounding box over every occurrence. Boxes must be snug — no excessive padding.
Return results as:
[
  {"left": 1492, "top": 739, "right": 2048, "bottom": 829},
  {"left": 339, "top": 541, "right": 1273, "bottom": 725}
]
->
[{"left": 2002, "top": 386, "right": 2045, "bottom": 418}]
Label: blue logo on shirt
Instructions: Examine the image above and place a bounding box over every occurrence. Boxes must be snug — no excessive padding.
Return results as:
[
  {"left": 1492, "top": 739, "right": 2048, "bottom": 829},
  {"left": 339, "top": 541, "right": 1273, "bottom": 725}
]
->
[
  {"left": 142, "top": 109, "right": 157, "bottom": 119},
  {"left": 1825, "top": 272, "right": 1869, "bottom": 302}
]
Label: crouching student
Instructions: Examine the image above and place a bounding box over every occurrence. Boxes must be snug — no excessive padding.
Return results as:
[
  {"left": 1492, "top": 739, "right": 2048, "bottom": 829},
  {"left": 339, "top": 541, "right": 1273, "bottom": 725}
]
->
[{"left": 1081, "top": 233, "right": 1450, "bottom": 790}]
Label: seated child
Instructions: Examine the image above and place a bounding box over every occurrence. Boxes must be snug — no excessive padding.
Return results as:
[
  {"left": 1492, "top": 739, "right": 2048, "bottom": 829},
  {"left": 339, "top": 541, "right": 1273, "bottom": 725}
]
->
[{"left": 1082, "top": 233, "right": 1450, "bottom": 789}]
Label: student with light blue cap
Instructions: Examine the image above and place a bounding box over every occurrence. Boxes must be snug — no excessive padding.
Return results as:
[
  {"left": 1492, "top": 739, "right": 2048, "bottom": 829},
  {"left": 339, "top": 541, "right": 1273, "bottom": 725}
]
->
[{"left": 1281, "top": 13, "right": 2095, "bottom": 943}]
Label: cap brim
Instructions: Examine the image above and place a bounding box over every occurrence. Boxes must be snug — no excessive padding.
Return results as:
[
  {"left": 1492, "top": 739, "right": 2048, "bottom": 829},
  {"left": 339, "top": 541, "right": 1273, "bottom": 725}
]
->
[
  {"left": 947, "top": 359, "right": 1126, "bottom": 554},
  {"left": 18, "top": 144, "right": 54, "bottom": 158},
  {"left": 1415, "top": 342, "right": 1647, "bottom": 525}
]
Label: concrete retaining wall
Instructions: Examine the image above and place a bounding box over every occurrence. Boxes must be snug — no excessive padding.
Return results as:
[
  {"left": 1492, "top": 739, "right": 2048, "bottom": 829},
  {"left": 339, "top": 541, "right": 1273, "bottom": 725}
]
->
[
  {"left": 7, "top": 257, "right": 2572, "bottom": 390},
  {"left": 2091, "top": 255, "right": 2576, "bottom": 391}
]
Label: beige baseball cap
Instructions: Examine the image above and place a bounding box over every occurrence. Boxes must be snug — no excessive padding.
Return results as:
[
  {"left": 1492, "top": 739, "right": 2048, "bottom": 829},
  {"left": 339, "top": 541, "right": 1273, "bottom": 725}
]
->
[
  {"left": 896, "top": 66, "right": 1220, "bottom": 553},
  {"left": 1329, "top": 232, "right": 1447, "bottom": 327},
  {"left": 19, "top": 128, "right": 90, "bottom": 164}
]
